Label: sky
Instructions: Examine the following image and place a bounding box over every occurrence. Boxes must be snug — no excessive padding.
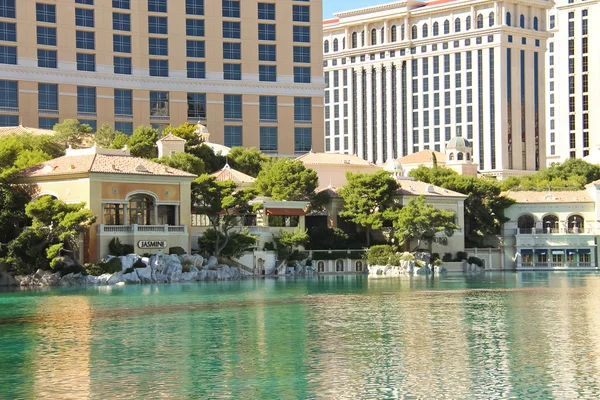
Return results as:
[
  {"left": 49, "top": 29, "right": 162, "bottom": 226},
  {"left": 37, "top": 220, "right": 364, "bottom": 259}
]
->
[{"left": 323, "top": 0, "right": 391, "bottom": 19}]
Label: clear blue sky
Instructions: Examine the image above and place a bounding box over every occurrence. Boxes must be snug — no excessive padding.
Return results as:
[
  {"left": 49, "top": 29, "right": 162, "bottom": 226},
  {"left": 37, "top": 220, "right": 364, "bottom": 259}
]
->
[{"left": 323, "top": 0, "right": 389, "bottom": 18}]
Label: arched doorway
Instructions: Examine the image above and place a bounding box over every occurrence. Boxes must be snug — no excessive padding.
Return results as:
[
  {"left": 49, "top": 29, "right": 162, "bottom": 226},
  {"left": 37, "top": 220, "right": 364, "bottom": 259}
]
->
[
  {"left": 317, "top": 261, "right": 325, "bottom": 273},
  {"left": 542, "top": 214, "right": 559, "bottom": 233},
  {"left": 517, "top": 215, "right": 534, "bottom": 234},
  {"left": 335, "top": 259, "right": 344, "bottom": 272},
  {"left": 355, "top": 260, "right": 363, "bottom": 272},
  {"left": 568, "top": 215, "right": 584, "bottom": 233},
  {"left": 128, "top": 195, "right": 154, "bottom": 225}
]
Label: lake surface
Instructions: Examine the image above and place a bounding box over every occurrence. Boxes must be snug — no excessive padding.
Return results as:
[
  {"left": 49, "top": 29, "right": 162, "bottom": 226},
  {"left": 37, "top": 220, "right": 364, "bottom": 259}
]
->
[{"left": 2, "top": 272, "right": 600, "bottom": 399}]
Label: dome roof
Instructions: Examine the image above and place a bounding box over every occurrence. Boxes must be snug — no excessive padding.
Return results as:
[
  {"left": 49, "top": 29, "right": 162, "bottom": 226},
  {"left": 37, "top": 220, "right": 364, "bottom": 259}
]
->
[
  {"left": 195, "top": 123, "right": 209, "bottom": 134},
  {"left": 383, "top": 158, "right": 403, "bottom": 172},
  {"left": 446, "top": 136, "right": 472, "bottom": 149}
]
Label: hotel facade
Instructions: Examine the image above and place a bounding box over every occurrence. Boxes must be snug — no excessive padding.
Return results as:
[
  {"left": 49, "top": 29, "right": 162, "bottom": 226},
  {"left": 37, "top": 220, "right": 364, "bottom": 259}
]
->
[
  {"left": 323, "top": 0, "right": 551, "bottom": 178},
  {"left": 0, "top": 0, "right": 324, "bottom": 156}
]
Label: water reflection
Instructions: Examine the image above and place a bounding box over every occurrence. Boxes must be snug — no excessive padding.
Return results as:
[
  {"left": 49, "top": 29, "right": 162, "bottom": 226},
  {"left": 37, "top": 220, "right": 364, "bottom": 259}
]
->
[{"left": 1, "top": 273, "right": 600, "bottom": 398}]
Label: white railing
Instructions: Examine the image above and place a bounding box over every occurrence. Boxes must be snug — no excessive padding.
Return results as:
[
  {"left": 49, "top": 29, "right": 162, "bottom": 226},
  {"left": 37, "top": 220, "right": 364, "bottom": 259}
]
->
[
  {"left": 516, "top": 227, "right": 595, "bottom": 235},
  {"left": 98, "top": 224, "right": 188, "bottom": 234},
  {"left": 518, "top": 262, "right": 596, "bottom": 269}
]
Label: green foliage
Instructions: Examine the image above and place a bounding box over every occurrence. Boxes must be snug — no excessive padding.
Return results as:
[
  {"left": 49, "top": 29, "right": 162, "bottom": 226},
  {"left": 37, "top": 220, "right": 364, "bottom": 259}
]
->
[
  {"left": 1, "top": 228, "right": 49, "bottom": 274},
  {"left": 408, "top": 165, "right": 514, "bottom": 236},
  {"left": 109, "top": 132, "right": 129, "bottom": 149},
  {"left": 255, "top": 158, "right": 319, "bottom": 201},
  {"left": 188, "top": 144, "right": 227, "bottom": 174},
  {"left": 263, "top": 241, "right": 276, "bottom": 251},
  {"left": 275, "top": 227, "right": 309, "bottom": 259},
  {"left": 393, "top": 196, "right": 458, "bottom": 250},
  {"left": 0, "top": 183, "right": 30, "bottom": 244},
  {"left": 94, "top": 124, "right": 121, "bottom": 148},
  {"left": 502, "top": 159, "right": 600, "bottom": 191},
  {"left": 133, "top": 259, "right": 146, "bottom": 269},
  {"left": 0, "top": 133, "right": 63, "bottom": 178},
  {"left": 226, "top": 147, "right": 269, "bottom": 177},
  {"left": 366, "top": 245, "right": 395, "bottom": 266},
  {"left": 434, "top": 259, "right": 444, "bottom": 267},
  {"left": 53, "top": 119, "right": 93, "bottom": 148},
  {"left": 108, "top": 237, "right": 134, "bottom": 256},
  {"left": 167, "top": 123, "right": 202, "bottom": 147},
  {"left": 306, "top": 227, "right": 349, "bottom": 250},
  {"left": 456, "top": 251, "right": 468, "bottom": 261},
  {"left": 128, "top": 126, "right": 160, "bottom": 158},
  {"left": 96, "top": 258, "right": 123, "bottom": 275},
  {"left": 338, "top": 170, "right": 399, "bottom": 246},
  {"left": 156, "top": 152, "right": 205, "bottom": 176},
  {"left": 197, "top": 229, "right": 257, "bottom": 259},
  {"left": 400, "top": 253, "right": 415, "bottom": 261},
  {"left": 442, "top": 252, "right": 453, "bottom": 262},
  {"left": 467, "top": 256, "right": 484, "bottom": 267},
  {"left": 169, "top": 246, "right": 186, "bottom": 256}
]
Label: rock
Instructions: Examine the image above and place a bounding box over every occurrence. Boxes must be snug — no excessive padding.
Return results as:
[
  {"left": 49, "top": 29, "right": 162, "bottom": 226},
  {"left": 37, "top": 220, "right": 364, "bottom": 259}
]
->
[
  {"left": 95, "top": 274, "right": 112, "bottom": 285},
  {"left": 181, "top": 270, "right": 198, "bottom": 281},
  {"left": 121, "top": 271, "right": 140, "bottom": 284},
  {"left": 415, "top": 266, "right": 431, "bottom": 276},
  {"left": 0, "top": 272, "right": 17, "bottom": 286},
  {"left": 120, "top": 254, "right": 137, "bottom": 272},
  {"left": 198, "top": 270, "right": 207, "bottom": 280},
  {"left": 181, "top": 254, "right": 204, "bottom": 269},
  {"left": 107, "top": 272, "right": 123, "bottom": 285},
  {"left": 136, "top": 267, "right": 152, "bottom": 284},
  {"left": 206, "top": 256, "right": 218, "bottom": 269},
  {"left": 60, "top": 273, "right": 89, "bottom": 286}
]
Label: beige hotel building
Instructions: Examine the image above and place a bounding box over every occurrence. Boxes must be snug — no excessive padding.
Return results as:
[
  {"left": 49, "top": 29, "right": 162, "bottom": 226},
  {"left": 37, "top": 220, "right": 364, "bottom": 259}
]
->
[{"left": 0, "top": 0, "right": 324, "bottom": 156}]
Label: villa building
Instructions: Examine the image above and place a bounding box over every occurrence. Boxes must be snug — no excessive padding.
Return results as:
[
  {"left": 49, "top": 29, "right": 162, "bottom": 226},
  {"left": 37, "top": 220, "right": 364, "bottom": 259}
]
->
[
  {"left": 323, "top": 0, "right": 551, "bottom": 179},
  {"left": 0, "top": 0, "right": 324, "bottom": 156}
]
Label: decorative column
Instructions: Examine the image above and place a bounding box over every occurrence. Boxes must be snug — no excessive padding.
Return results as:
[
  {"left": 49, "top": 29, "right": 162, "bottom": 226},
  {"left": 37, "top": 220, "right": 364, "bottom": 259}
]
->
[
  {"left": 347, "top": 67, "right": 355, "bottom": 155},
  {"left": 356, "top": 67, "right": 364, "bottom": 158},
  {"left": 395, "top": 62, "right": 404, "bottom": 157},
  {"left": 153, "top": 204, "right": 158, "bottom": 225},
  {"left": 174, "top": 205, "right": 179, "bottom": 225},
  {"left": 363, "top": 24, "right": 369, "bottom": 46},
  {"left": 385, "top": 63, "right": 394, "bottom": 161},
  {"left": 344, "top": 27, "right": 349, "bottom": 49},
  {"left": 366, "top": 67, "right": 374, "bottom": 163},
  {"left": 123, "top": 204, "right": 128, "bottom": 225},
  {"left": 384, "top": 21, "right": 388, "bottom": 43},
  {"left": 406, "top": 59, "right": 413, "bottom": 152},
  {"left": 375, "top": 64, "right": 384, "bottom": 164}
]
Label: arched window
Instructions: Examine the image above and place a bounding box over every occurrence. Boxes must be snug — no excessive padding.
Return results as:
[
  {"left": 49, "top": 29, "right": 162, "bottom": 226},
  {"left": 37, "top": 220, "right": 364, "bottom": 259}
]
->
[
  {"left": 336, "top": 259, "right": 344, "bottom": 272},
  {"left": 342, "top": 37, "right": 346, "bottom": 49},
  {"left": 444, "top": 19, "right": 450, "bottom": 34},
  {"left": 129, "top": 195, "right": 154, "bottom": 226},
  {"left": 412, "top": 25, "right": 417, "bottom": 39},
  {"left": 477, "top": 14, "right": 483, "bottom": 29},
  {"left": 455, "top": 17, "right": 461, "bottom": 32},
  {"left": 356, "top": 260, "right": 363, "bottom": 272},
  {"left": 449, "top": 153, "right": 454, "bottom": 160},
  {"left": 533, "top": 16, "right": 539, "bottom": 31},
  {"left": 489, "top": 12, "right": 495, "bottom": 27},
  {"left": 324, "top": 40, "right": 329, "bottom": 53},
  {"left": 381, "top": 27, "right": 385, "bottom": 43},
  {"left": 517, "top": 215, "right": 535, "bottom": 234},
  {"left": 333, "top": 38, "right": 338, "bottom": 52},
  {"left": 422, "top": 23, "right": 428, "bottom": 38},
  {"left": 401, "top": 24, "right": 405, "bottom": 40},
  {"left": 457, "top": 152, "right": 464, "bottom": 160},
  {"left": 391, "top": 25, "right": 397, "bottom": 41},
  {"left": 506, "top": 12, "right": 511, "bottom": 27},
  {"left": 371, "top": 28, "right": 377, "bottom": 45},
  {"left": 568, "top": 215, "right": 585, "bottom": 233},
  {"left": 466, "top": 153, "right": 471, "bottom": 161},
  {"left": 433, "top": 21, "right": 439, "bottom": 36},
  {"left": 466, "top": 16, "right": 471, "bottom": 30},
  {"left": 351, "top": 32, "right": 357, "bottom": 48},
  {"left": 543, "top": 215, "right": 559, "bottom": 233},
  {"left": 317, "top": 261, "right": 325, "bottom": 272},
  {"left": 361, "top": 31, "right": 365, "bottom": 46},
  {"left": 520, "top": 14, "right": 525, "bottom": 28}
]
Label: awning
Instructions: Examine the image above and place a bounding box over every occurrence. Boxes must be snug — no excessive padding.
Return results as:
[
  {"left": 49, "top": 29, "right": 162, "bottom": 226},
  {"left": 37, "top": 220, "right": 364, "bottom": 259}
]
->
[
  {"left": 552, "top": 250, "right": 564, "bottom": 255},
  {"left": 567, "top": 249, "right": 577, "bottom": 255},
  {"left": 266, "top": 208, "right": 306, "bottom": 216},
  {"left": 579, "top": 249, "right": 591, "bottom": 254},
  {"left": 534, "top": 249, "right": 547, "bottom": 254},
  {"left": 520, "top": 249, "right": 533, "bottom": 255}
]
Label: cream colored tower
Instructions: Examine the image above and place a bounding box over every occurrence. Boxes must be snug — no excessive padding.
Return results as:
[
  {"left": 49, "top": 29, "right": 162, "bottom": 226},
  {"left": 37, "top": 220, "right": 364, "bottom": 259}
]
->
[{"left": 0, "top": 0, "right": 324, "bottom": 156}]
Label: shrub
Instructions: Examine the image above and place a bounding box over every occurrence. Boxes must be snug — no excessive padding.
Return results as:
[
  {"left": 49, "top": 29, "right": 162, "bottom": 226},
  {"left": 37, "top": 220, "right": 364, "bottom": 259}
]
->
[
  {"left": 467, "top": 256, "right": 484, "bottom": 268},
  {"left": 109, "top": 238, "right": 135, "bottom": 257},
  {"left": 366, "top": 245, "right": 394, "bottom": 265},
  {"left": 84, "top": 257, "right": 122, "bottom": 276},
  {"left": 415, "top": 260, "right": 425, "bottom": 268},
  {"left": 456, "top": 251, "right": 468, "bottom": 261},
  {"left": 124, "top": 267, "right": 135, "bottom": 274},
  {"left": 133, "top": 259, "right": 146, "bottom": 269},
  {"left": 123, "top": 244, "right": 134, "bottom": 255},
  {"left": 169, "top": 246, "right": 186, "bottom": 256},
  {"left": 434, "top": 259, "right": 443, "bottom": 267},
  {"left": 263, "top": 242, "right": 276, "bottom": 251},
  {"left": 388, "top": 253, "right": 403, "bottom": 266},
  {"left": 431, "top": 253, "right": 440, "bottom": 262},
  {"left": 442, "top": 252, "right": 453, "bottom": 262},
  {"left": 399, "top": 253, "right": 415, "bottom": 261}
]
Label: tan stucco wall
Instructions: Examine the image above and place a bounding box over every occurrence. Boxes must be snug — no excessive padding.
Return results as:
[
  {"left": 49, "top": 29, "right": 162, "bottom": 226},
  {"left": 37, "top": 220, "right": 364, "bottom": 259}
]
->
[{"left": 100, "top": 182, "right": 182, "bottom": 202}]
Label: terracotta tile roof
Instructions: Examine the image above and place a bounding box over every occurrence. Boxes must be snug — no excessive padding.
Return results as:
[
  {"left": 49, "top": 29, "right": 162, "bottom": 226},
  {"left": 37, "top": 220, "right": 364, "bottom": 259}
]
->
[
  {"left": 323, "top": 18, "right": 339, "bottom": 25},
  {"left": 158, "top": 133, "right": 186, "bottom": 142},
  {"left": 211, "top": 164, "right": 255, "bottom": 184},
  {"left": 397, "top": 179, "right": 467, "bottom": 198},
  {"left": 423, "top": 0, "right": 457, "bottom": 7},
  {"left": 504, "top": 190, "right": 593, "bottom": 203},
  {"left": 397, "top": 150, "right": 446, "bottom": 165},
  {"left": 296, "top": 152, "right": 377, "bottom": 166},
  {"left": 0, "top": 125, "right": 55, "bottom": 136},
  {"left": 20, "top": 153, "right": 196, "bottom": 178}
]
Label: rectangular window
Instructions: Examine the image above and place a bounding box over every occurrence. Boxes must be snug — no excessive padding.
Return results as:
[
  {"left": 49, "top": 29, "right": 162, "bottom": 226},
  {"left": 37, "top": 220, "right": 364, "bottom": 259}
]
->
[
  {"left": 76, "top": 53, "right": 95, "bottom": 71},
  {"left": 258, "top": 3, "right": 275, "bottom": 20},
  {"left": 114, "top": 56, "right": 132, "bottom": 74},
  {"left": 0, "top": 22, "right": 15, "bottom": 42},
  {"left": 39, "top": 117, "right": 58, "bottom": 129},
  {"left": 75, "top": 8, "right": 94, "bottom": 27},
  {"left": 222, "top": 0, "right": 241, "bottom": 18},
  {"left": 224, "top": 126, "right": 242, "bottom": 147},
  {"left": 258, "top": 44, "right": 276, "bottom": 61},
  {"left": 187, "top": 61, "right": 206, "bottom": 79},
  {"left": 148, "top": 16, "right": 167, "bottom": 34},
  {"left": 293, "top": 26, "right": 310, "bottom": 43},
  {"left": 293, "top": 5, "right": 310, "bottom": 22},
  {"left": 0, "top": 115, "right": 18, "bottom": 126},
  {"left": 76, "top": 30, "right": 94, "bottom": 50},
  {"left": 186, "top": 0, "right": 204, "bottom": 15},
  {"left": 149, "top": 59, "right": 169, "bottom": 77},
  {"left": 37, "top": 49, "right": 57, "bottom": 68},
  {"left": 294, "top": 97, "right": 311, "bottom": 121},
  {"left": 259, "top": 65, "right": 276, "bottom": 82},
  {"left": 224, "top": 94, "right": 242, "bottom": 119},
  {"left": 186, "top": 40, "right": 205, "bottom": 58},
  {"left": 293, "top": 46, "right": 310, "bottom": 63},
  {"left": 76, "top": 0, "right": 94, "bottom": 4},
  {"left": 113, "top": 35, "right": 131, "bottom": 53},
  {"left": 259, "top": 96, "right": 277, "bottom": 120},
  {"left": 149, "top": 37, "right": 168, "bottom": 56},
  {"left": 113, "top": 0, "right": 130, "bottom": 10},
  {"left": 148, "top": 0, "right": 167, "bottom": 13},
  {"left": 294, "top": 127, "right": 312, "bottom": 153},
  {"left": 223, "top": 42, "right": 241, "bottom": 60},
  {"left": 260, "top": 127, "right": 277, "bottom": 152},
  {"left": 38, "top": 83, "right": 58, "bottom": 112},
  {"left": 115, "top": 122, "right": 133, "bottom": 135},
  {"left": 150, "top": 91, "right": 169, "bottom": 117},
  {"left": 77, "top": 86, "right": 96, "bottom": 114},
  {"left": 113, "top": 13, "right": 131, "bottom": 31},
  {"left": 36, "top": 3, "right": 56, "bottom": 23},
  {"left": 0, "top": 0, "right": 15, "bottom": 19},
  {"left": 258, "top": 23, "right": 276, "bottom": 41},
  {"left": 37, "top": 26, "right": 56, "bottom": 46},
  {"left": 0, "top": 80, "right": 17, "bottom": 109},
  {"left": 187, "top": 19, "right": 205, "bottom": 37},
  {"left": 223, "top": 21, "right": 240, "bottom": 38},
  {"left": 187, "top": 93, "right": 206, "bottom": 119},
  {"left": 223, "top": 63, "right": 241, "bottom": 80},
  {"left": 294, "top": 67, "right": 311, "bottom": 83},
  {"left": 114, "top": 89, "right": 132, "bottom": 115},
  {"left": 0, "top": 45, "right": 16, "bottom": 64}
]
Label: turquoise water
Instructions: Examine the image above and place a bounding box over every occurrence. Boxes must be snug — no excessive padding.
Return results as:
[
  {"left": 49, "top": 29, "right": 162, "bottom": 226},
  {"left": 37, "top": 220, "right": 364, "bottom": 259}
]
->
[{"left": 2, "top": 272, "right": 600, "bottom": 399}]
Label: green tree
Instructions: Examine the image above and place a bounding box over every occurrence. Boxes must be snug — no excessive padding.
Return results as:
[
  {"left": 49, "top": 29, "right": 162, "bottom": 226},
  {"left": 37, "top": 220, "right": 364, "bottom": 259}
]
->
[
  {"left": 95, "top": 124, "right": 123, "bottom": 148},
  {"left": 192, "top": 175, "right": 259, "bottom": 256},
  {"left": 156, "top": 152, "right": 205, "bottom": 176},
  {"left": 53, "top": 119, "right": 93, "bottom": 148},
  {"left": 167, "top": 123, "right": 202, "bottom": 147},
  {"left": 227, "top": 147, "right": 269, "bottom": 177},
  {"left": 393, "top": 196, "right": 458, "bottom": 251},
  {"left": 0, "top": 133, "right": 63, "bottom": 178},
  {"left": 337, "top": 170, "right": 399, "bottom": 246},
  {"left": 197, "top": 229, "right": 256, "bottom": 259},
  {"left": 128, "top": 126, "right": 160, "bottom": 158},
  {"left": 501, "top": 158, "right": 600, "bottom": 191},
  {"left": 2, "top": 196, "right": 96, "bottom": 274},
  {"left": 276, "top": 227, "right": 309, "bottom": 259},
  {"left": 187, "top": 144, "right": 227, "bottom": 174},
  {"left": 255, "top": 158, "right": 318, "bottom": 201},
  {"left": 109, "top": 132, "right": 129, "bottom": 149}
]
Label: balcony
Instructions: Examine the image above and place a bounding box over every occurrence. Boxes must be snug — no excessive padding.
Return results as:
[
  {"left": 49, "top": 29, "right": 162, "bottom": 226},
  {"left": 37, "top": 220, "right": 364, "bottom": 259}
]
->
[
  {"left": 98, "top": 224, "right": 188, "bottom": 234},
  {"left": 516, "top": 227, "right": 594, "bottom": 235},
  {"left": 77, "top": 111, "right": 97, "bottom": 118},
  {"left": 38, "top": 109, "right": 59, "bottom": 115},
  {"left": 517, "top": 262, "right": 595, "bottom": 269},
  {"left": 115, "top": 114, "right": 133, "bottom": 120}
]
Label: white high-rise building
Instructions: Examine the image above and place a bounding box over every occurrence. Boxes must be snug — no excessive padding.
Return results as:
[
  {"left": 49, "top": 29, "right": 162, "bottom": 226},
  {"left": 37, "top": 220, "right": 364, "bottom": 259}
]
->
[
  {"left": 546, "top": 1, "right": 598, "bottom": 164},
  {"left": 323, "top": 0, "right": 552, "bottom": 178}
]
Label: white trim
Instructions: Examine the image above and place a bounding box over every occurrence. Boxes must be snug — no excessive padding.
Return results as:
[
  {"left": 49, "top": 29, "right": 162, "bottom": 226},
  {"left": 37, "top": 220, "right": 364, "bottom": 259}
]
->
[
  {"left": 125, "top": 190, "right": 159, "bottom": 202},
  {"left": 33, "top": 191, "right": 60, "bottom": 199}
]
